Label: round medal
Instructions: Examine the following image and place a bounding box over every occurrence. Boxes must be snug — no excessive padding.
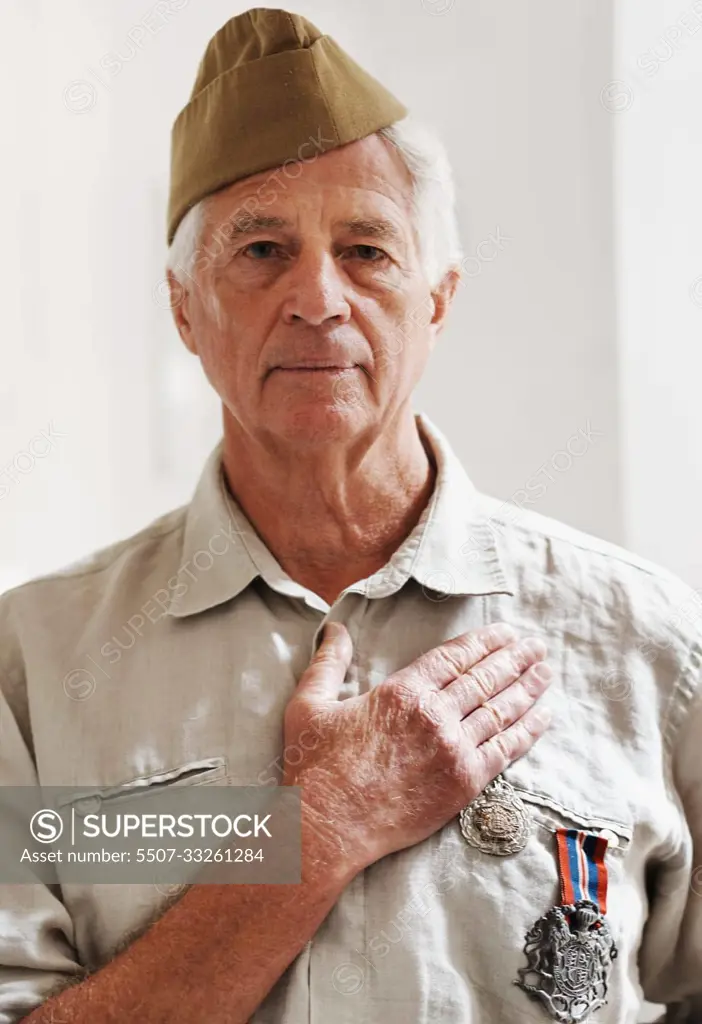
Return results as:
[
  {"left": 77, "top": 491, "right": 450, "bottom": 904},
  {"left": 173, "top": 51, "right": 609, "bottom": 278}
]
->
[{"left": 459, "top": 775, "right": 531, "bottom": 856}]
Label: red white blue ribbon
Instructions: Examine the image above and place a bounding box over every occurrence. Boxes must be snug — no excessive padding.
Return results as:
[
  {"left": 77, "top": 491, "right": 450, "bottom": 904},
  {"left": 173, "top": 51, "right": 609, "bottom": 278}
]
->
[{"left": 555, "top": 828, "right": 610, "bottom": 914}]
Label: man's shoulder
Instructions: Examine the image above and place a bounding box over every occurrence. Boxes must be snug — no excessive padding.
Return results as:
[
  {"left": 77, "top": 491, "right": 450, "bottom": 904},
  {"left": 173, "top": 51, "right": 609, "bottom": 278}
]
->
[
  {"left": 0, "top": 503, "right": 188, "bottom": 613},
  {"left": 0, "top": 503, "right": 188, "bottom": 719},
  {"left": 477, "top": 492, "right": 702, "bottom": 645},
  {"left": 478, "top": 490, "right": 691, "bottom": 586}
]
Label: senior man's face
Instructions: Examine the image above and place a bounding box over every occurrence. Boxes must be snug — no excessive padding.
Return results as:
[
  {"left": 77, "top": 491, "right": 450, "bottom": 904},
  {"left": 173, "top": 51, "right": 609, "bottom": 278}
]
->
[{"left": 170, "top": 133, "right": 457, "bottom": 449}]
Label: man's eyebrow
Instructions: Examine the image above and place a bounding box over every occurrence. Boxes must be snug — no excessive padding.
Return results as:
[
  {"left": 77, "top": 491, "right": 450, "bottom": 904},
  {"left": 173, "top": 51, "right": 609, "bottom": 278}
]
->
[
  {"left": 215, "top": 213, "right": 406, "bottom": 248},
  {"left": 336, "top": 218, "right": 405, "bottom": 247},
  {"left": 219, "top": 214, "right": 292, "bottom": 242}
]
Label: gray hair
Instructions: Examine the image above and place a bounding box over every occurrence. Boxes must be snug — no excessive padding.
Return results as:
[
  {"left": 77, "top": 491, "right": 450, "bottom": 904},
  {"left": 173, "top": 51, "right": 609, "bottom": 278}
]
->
[{"left": 166, "top": 116, "right": 463, "bottom": 290}]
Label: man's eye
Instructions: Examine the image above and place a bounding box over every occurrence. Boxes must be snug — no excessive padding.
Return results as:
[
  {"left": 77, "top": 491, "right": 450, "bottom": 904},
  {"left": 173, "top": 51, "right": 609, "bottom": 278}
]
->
[
  {"left": 241, "top": 241, "right": 281, "bottom": 259},
  {"left": 348, "top": 244, "right": 388, "bottom": 262}
]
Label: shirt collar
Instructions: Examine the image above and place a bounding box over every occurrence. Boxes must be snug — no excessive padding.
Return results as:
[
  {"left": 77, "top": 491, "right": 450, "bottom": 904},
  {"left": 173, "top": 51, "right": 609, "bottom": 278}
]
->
[
  {"left": 164, "top": 442, "right": 261, "bottom": 618},
  {"left": 392, "top": 412, "right": 515, "bottom": 600},
  {"left": 166, "top": 410, "right": 514, "bottom": 618}
]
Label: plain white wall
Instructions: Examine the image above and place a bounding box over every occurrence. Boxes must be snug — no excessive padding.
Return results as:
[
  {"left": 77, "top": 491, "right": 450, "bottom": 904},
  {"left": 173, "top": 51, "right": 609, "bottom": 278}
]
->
[
  {"left": 614, "top": 0, "right": 702, "bottom": 589},
  {"left": 0, "top": 0, "right": 698, "bottom": 598}
]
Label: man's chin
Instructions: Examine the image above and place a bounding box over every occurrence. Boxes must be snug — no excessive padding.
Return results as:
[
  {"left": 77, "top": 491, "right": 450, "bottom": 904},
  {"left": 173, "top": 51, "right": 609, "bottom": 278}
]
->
[{"left": 264, "top": 400, "right": 371, "bottom": 445}]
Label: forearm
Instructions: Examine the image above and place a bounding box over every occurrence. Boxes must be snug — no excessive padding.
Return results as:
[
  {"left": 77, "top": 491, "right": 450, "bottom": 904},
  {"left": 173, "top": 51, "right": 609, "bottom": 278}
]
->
[{"left": 24, "top": 805, "right": 359, "bottom": 1024}]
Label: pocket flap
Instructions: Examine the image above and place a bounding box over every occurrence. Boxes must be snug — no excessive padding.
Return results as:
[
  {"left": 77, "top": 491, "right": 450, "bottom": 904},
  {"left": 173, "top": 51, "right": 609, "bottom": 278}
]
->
[
  {"left": 511, "top": 784, "right": 633, "bottom": 850},
  {"left": 56, "top": 756, "right": 227, "bottom": 815}
]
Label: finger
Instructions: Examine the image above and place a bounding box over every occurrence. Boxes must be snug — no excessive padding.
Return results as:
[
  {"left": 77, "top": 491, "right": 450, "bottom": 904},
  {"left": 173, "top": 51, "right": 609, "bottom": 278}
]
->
[
  {"left": 399, "top": 623, "right": 520, "bottom": 691},
  {"left": 294, "top": 622, "right": 353, "bottom": 704},
  {"left": 442, "top": 637, "right": 548, "bottom": 717},
  {"left": 463, "top": 661, "right": 553, "bottom": 745},
  {"left": 474, "top": 703, "right": 553, "bottom": 783}
]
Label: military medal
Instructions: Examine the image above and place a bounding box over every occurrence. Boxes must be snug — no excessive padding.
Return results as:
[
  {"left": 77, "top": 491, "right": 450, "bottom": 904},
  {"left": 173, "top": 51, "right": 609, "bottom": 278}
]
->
[
  {"left": 516, "top": 828, "right": 618, "bottom": 1022},
  {"left": 459, "top": 775, "right": 531, "bottom": 856}
]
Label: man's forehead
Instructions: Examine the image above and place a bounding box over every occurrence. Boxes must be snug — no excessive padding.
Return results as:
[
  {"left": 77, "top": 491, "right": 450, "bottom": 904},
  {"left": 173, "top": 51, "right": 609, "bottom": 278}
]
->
[{"left": 206, "top": 135, "right": 414, "bottom": 227}]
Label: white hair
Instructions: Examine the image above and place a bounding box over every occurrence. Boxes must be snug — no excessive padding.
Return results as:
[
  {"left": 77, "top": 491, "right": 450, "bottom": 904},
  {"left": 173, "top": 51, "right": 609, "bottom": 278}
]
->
[{"left": 166, "top": 116, "right": 463, "bottom": 290}]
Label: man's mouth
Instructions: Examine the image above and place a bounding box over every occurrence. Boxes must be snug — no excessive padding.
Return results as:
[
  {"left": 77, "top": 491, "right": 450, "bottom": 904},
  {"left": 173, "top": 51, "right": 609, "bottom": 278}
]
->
[{"left": 273, "top": 363, "right": 357, "bottom": 372}]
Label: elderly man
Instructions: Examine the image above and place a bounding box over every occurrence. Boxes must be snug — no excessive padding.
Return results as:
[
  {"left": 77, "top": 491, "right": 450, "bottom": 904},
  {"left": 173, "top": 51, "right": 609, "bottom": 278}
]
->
[{"left": 0, "top": 8, "right": 700, "bottom": 1024}]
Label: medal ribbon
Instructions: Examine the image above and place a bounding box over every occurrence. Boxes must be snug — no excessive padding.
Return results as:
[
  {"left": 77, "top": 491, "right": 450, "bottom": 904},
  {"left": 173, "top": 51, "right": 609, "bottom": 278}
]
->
[{"left": 555, "top": 828, "right": 610, "bottom": 914}]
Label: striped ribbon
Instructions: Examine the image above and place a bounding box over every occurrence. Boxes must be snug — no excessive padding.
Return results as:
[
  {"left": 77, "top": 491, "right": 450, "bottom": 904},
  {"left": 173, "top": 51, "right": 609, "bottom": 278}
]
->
[{"left": 555, "top": 828, "right": 610, "bottom": 914}]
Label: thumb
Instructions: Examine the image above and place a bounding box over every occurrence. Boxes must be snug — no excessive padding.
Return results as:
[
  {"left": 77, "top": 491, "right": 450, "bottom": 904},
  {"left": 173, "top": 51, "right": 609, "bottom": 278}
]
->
[{"left": 295, "top": 622, "right": 353, "bottom": 704}]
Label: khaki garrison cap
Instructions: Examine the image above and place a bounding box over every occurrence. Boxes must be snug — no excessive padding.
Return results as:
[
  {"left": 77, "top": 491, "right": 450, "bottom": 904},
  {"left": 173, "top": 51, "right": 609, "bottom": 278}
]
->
[{"left": 167, "top": 7, "right": 408, "bottom": 245}]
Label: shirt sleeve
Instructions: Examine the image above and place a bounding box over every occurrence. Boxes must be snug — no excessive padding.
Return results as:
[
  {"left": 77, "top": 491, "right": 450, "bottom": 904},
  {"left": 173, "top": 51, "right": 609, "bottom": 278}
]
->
[
  {"left": 639, "top": 642, "right": 702, "bottom": 1018},
  {"left": 0, "top": 595, "right": 84, "bottom": 1023}
]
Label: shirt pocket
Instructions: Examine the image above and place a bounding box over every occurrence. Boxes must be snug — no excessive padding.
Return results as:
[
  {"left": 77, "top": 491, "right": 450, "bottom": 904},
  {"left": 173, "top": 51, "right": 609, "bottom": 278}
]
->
[
  {"left": 506, "top": 784, "right": 633, "bottom": 928},
  {"left": 434, "top": 781, "right": 633, "bottom": 979},
  {"left": 483, "top": 782, "right": 633, "bottom": 912}
]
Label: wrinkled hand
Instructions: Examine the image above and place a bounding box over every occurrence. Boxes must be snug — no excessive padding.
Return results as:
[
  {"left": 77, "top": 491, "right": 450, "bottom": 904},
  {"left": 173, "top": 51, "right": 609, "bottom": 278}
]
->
[{"left": 284, "top": 622, "right": 552, "bottom": 870}]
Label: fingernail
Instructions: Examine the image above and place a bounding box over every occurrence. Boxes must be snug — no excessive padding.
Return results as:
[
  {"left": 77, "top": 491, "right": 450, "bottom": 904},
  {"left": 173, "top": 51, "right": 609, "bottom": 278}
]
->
[
  {"left": 532, "top": 704, "right": 553, "bottom": 726},
  {"left": 522, "top": 637, "right": 547, "bottom": 658},
  {"left": 492, "top": 623, "right": 518, "bottom": 643},
  {"left": 532, "top": 662, "right": 553, "bottom": 682}
]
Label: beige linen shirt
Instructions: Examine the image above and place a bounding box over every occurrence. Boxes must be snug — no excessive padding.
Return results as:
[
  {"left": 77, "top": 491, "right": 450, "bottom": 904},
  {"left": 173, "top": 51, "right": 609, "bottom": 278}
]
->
[{"left": 0, "top": 410, "right": 701, "bottom": 1024}]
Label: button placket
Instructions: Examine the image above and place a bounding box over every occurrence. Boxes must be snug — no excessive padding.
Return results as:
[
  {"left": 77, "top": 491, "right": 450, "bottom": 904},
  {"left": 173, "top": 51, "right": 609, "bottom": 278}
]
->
[{"left": 309, "top": 591, "right": 372, "bottom": 1022}]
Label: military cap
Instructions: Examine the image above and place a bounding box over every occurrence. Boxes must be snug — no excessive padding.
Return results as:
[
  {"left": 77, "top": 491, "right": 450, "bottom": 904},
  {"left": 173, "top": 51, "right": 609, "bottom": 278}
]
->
[{"left": 167, "top": 7, "right": 408, "bottom": 244}]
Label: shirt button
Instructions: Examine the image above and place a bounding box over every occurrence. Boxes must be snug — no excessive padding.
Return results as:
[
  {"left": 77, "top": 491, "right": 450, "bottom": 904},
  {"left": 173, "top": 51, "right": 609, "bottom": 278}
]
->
[
  {"left": 598, "top": 828, "right": 619, "bottom": 848},
  {"left": 73, "top": 795, "right": 102, "bottom": 817}
]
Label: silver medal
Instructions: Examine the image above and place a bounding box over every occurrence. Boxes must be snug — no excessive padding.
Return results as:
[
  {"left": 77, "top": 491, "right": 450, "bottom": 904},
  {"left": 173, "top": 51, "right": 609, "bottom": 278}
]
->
[
  {"left": 459, "top": 775, "right": 531, "bottom": 856},
  {"left": 516, "top": 899, "right": 618, "bottom": 1023}
]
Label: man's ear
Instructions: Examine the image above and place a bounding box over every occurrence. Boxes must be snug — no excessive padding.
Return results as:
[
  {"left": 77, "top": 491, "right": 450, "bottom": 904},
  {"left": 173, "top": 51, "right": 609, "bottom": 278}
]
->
[
  {"left": 166, "top": 269, "right": 198, "bottom": 355},
  {"left": 430, "top": 267, "right": 461, "bottom": 336}
]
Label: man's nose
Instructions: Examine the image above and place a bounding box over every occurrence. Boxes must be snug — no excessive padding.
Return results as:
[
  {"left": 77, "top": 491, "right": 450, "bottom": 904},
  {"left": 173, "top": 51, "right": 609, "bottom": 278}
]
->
[{"left": 281, "top": 248, "right": 351, "bottom": 326}]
